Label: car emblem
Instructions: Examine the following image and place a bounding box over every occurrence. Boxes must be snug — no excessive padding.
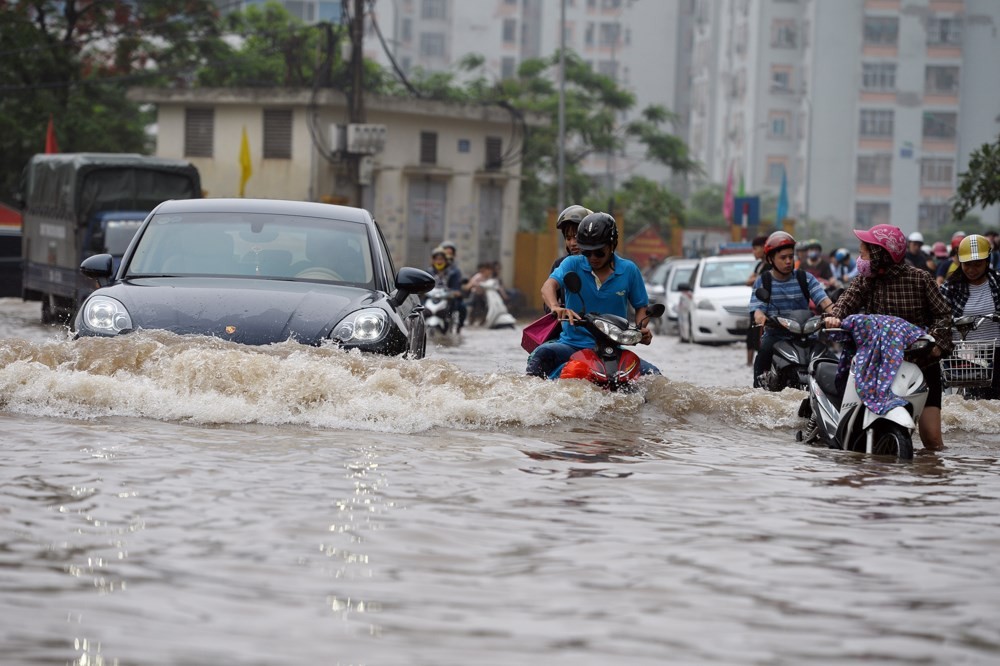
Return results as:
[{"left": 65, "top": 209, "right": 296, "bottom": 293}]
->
[{"left": 225, "top": 326, "right": 237, "bottom": 334}]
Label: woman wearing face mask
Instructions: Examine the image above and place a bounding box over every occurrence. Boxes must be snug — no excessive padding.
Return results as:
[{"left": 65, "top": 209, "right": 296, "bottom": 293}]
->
[{"left": 823, "top": 224, "right": 953, "bottom": 450}]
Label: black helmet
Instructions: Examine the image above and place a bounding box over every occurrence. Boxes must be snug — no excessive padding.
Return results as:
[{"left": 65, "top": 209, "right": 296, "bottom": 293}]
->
[
  {"left": 556, "top": 205, "right": 593, "bottom": 231},
  {"left": 577, "top": 212, "right": 619, "bottom": 251}
]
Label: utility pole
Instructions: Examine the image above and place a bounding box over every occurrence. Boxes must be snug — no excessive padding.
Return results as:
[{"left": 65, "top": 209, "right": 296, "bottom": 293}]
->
[{"left": 348, "top": 0, "right": 366, "bottom": 206}]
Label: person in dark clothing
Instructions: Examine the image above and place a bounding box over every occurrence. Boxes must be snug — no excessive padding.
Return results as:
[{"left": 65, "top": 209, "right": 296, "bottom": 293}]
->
[
  {"left": 745, "top": 234, "right": 769, "bottom": 366},
  {"left": 546, "top": 204, "right": 593, "bottom": 311},
  {"left": 904, "top": 231, "right": 935, "bottom": 273}
]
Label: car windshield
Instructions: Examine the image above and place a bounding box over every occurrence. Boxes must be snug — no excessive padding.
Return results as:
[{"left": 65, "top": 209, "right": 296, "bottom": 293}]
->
[
  {"left": 125, "top": 212, "right": 375, "bottom": 287},
  {"left": 669, "top": 265, "right": 695, "bottom": 291},
  {"left": 699, "top": 260, "right": 756, "bottom": 288},
  {"left": 646, "top": 261, "right": 671, "bottom": 285}
]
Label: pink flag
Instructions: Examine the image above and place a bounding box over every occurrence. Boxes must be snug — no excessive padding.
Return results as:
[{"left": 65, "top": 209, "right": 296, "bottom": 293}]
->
[{"left": 722, "top": 163, "right": 734, "bottom": 223}]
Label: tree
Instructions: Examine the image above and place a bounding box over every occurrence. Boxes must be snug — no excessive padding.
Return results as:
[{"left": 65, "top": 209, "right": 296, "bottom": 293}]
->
[
  {"left": 0, "top": 0, "right": 226, "bottom": 202},
  {"left": 953, "top": 134, "right": 1000, "bottom": 221}
]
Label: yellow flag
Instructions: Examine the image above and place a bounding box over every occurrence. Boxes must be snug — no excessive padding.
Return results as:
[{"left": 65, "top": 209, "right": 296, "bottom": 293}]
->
[{"left": 239, "top": 127, "right": 252, "bottom": 197}]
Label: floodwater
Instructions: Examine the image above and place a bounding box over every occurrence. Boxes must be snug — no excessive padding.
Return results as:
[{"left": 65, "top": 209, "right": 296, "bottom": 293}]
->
[{"left": 2, "top": 297, "right": 1000, "bottom": 665}]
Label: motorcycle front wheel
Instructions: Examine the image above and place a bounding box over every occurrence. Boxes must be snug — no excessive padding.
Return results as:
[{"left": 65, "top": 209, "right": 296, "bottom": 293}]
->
[{"left": 871, "top": 423, "right": 914, "bottom": 460}]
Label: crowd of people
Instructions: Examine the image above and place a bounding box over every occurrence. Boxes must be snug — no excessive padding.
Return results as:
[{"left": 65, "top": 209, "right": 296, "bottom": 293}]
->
[{"left": 426, "top": 242, "right": 520, "bottom": 332}]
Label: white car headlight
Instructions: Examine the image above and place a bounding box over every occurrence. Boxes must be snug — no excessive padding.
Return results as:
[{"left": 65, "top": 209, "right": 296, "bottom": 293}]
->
[
  {"left": 80, "top": 295, "right": 133, "bottom": 334},
  {"left": 332, "top": 308, "right": 388, "bottom": 343},
  {"left": 696, "top": 299, "right": 716, "bottom": 311}
]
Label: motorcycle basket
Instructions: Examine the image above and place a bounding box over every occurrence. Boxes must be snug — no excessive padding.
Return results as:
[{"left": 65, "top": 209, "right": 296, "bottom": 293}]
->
[{"left": 941, "top": 340, "right": 996, "bottom": 388}]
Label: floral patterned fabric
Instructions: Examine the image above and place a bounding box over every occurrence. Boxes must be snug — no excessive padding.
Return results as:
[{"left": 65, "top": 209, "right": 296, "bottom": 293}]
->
[{"left": 835, "top": 314, "right": 927, "bottom": 416}]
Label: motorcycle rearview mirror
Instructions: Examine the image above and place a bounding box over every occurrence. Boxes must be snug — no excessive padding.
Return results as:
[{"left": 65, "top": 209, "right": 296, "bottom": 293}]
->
[
  {"left": 640, "top": 303, "right": 666, "bottom": 329},
  {"left": 564, "top": 272, "right": 582, "bottom": 294}
]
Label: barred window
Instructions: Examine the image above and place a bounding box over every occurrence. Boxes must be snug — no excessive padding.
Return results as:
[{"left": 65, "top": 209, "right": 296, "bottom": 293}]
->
[
  {"left": 857, "top": 154, "right": 892, "bottom": 185},
  {"left": 925, "top": 66, "right": 959, "bottom": 94},
  {"left": 421, "top": 0, "right": 446, "bottom": 20},
  {"left": 859, "top": 109, "right": 894, "bottom": 137},
  {"left": 927, "top": 18, "right": 961, "bottom": 46},
  {"left": 184, "top": 108, "right": 214, "bottom": 158},
  {"left": 856, "top": 202, "right": 890, "bottom": 229},
  {"left": 485, "top": 136, "right": 502, "bottom": 171},
  {"left": 864, "top": 16, "right": 898, "bottom": 45},
  {"left": 771, "top": 19, "right": 797, "bottom": 48},
  {"left": 419, "top": 32, "right": 446, "bottom": 57},
  {"left": 923, "top": 112, "right": 957, "bottom": 139},
  {"left": 920, "top": 158, "right": 954, "bottom": 186},
  {"left": 862, "top": 63, "right": 896, "bottom": 91},
  {"left": 420, "top": 131, "right": 437, "bottom": 165},
  {"left": 263, "top": 109, "right": 292, "bottom": 159}
]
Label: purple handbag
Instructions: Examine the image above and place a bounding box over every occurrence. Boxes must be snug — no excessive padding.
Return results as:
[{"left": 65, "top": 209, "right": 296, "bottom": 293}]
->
[{"left": 520, "top": 312, "right": 561, "bottom": 353}]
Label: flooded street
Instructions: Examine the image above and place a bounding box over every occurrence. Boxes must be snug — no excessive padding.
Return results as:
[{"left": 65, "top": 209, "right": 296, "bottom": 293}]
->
[{"left": 2, "top": 297, "right": 1000, "bottom": 665}]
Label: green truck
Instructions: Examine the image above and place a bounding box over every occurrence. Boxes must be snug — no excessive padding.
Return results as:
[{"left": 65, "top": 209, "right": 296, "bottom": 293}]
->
[{"left": 18, "top": 153, "right": 201, "bottom": 322}]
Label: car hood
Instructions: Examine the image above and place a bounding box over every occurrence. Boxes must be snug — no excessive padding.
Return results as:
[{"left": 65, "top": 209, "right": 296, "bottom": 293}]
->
[{"left": 103, "top": 277, "right": 381, "bottom": 345}]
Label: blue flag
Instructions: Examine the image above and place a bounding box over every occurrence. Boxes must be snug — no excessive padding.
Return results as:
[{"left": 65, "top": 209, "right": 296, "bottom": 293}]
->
[{"left": 776, "top": 166, "right": 789, "bottom": 222}]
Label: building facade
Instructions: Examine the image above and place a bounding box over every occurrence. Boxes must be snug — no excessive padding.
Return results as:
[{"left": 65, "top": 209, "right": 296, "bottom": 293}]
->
[
  {"left": 689, "top": 0, "right": 1000, "bottom": 242},
  {"left": 129, "top": 87, "right": 535, "bottom": 279}
]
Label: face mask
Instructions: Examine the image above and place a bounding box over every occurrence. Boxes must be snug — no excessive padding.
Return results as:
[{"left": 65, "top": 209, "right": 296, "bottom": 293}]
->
[
  {"left": 855, "top": 258, "right": 872, "bottom": 277},
  {"left": 433, "top": 260, "right": 446, "bottom": 271},
  {"left": 807, "top": 251, "right": 820, "bottom": 260}
]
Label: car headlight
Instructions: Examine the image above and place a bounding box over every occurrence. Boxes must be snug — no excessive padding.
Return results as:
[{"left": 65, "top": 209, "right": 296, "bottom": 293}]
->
[
  {"left": 696, "top": 299, "right": 715, "bottom": 311},
  {"left": 79, "top": 295, "right": 133, "bottom": 334},
  {"left": 332, "top": 308, "right": 388, "bottom": 343}
]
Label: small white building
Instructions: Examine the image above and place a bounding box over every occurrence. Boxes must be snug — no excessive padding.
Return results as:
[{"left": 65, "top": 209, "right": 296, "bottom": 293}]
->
[{"left": 127, "top": 87, "right": 541, "bottom": 279}]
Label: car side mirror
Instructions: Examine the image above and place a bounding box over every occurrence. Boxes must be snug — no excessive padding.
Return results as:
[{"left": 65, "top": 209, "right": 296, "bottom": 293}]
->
[
  {"left": 80, "top": 253, "right": 114, "bottom": 279},
  {"left": 755, "top": 287, "right": 770, "bottom": 302},
  {"left": 389, "top": 267, "right": 436, "bottom": 307},
  {"left": 564, "top": 271, "right": 582, "bottom": 294}
]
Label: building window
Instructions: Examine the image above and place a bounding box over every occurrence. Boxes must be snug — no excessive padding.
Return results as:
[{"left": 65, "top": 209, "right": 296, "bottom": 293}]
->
[
  {"left": 500, "top": 56, "right": 517, "bottom": 80},
  {"left": 485, "top": 136, "right": 503, "bottom": 171},
  {"left": 859, "top": 109, "right": 894, "bottom": 138},
  {"left": 766, "top": 158, "right": 787, "bottom": 184},
  {"left": 502, "top": 18, "right": 516, "bottom": 43},
  {"left": 921, "top": 158, "right": 954, "bottom": 186},
  {"left": 419, "top": 32, "right": 446, "bottom": 57},
  {"left": 925, "top": 66, "right": 959, "bottom": 95},
  {"left": 863, "top": 16, "right": 898, "bottom": 46},
  {"left": 856, "top": 202, "right": 890, "bottom": 229},
  {"left": 918, "top": 203, "right": 951, "bottom": 233},
  {"left": 856, "top": 154, "right": 892, "bottom": 185},
  {"left": 923, "top": 112, "right": 957, "bottom": 139},
  {"left": 927, "top": 17, "right": 961, "bottom": 46},
  {"left": 862, "top": 63, "right": 896, "bottom": 91},
  {"left": 420, "top": 131, "right": 437, "bottom": 165},
  {"left": 770, "top": 65, "right": 791, "bottom": 91},
  {"left": 421, "top": 0, "right": 447, "bottom": 20},
  {"left": 317, "top": 2, "right": 342, "bottom": 22},
  {"left": 768, "top": 111, "right": 791, "bottom": 138},
  {"left": 401, "top": 18, "right": 412, "bottom": 42},
  {"left": 262, "top": 109, "right": 292, "bottom": 159},
  {"left": 597, "top": 60, "right": 618, "bottom": 80},
  {"left": 771, "top": 19, "right": 797, "bottom": 48},
  {"left": 184, "top": 108, "right": 214, "bottom": 158},
  {"left": 585, "top": 22, "right": 594, "bottom": 46},
  {"left": 284, "top": 1, "right": 314, "bottom": 22},
  {"left": 599, "top": 22, "right": 620, "bottom": 46}
]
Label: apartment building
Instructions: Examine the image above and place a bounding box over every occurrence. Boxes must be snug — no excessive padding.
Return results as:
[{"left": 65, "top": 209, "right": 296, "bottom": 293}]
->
[{"left": 690, "top": 0, "right": 1000, "bottom": 240}]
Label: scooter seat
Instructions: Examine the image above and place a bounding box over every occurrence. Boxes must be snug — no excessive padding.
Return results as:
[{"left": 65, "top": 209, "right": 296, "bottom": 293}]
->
[{"left": 813, "top": 359, "right": 843, "bottom": 411}]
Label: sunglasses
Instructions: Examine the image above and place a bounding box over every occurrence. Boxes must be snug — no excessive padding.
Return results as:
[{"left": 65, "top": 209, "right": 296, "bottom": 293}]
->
[{"left": 582, "top": 249, "right": 607, "bottom": 259}]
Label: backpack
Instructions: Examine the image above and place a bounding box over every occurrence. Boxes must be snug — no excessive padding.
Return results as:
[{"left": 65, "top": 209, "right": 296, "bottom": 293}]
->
[{"left": 761, "top": 269, "right": 811, "bottom": 307}]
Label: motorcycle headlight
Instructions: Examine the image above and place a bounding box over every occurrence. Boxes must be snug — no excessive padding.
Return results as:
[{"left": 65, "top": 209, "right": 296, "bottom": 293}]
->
[
  {"left": 776, "top": 316, "right": 803, "bottom": 335},
  {"left": 594, "top": 318, "right": 642, "bottom": 345},
  {"left": 332, "top": 308, "right": 388, "bottom": 343},
  {"left": 803, "top": 318, "right": 822, "bottom": 335},
  {"left": 79, "top": 295, "right": 133, "bottom": 334},
  {"left": 696, "top": 299, "right": 715, "bottom": 311}
]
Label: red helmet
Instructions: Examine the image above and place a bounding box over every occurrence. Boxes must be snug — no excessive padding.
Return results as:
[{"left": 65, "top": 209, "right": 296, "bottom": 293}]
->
[
  {"left": 854, "top": 224, "right": 906, "bottom": 264},
  {"left": 763, "top": 231, "right": 796, "bottom": 259}
]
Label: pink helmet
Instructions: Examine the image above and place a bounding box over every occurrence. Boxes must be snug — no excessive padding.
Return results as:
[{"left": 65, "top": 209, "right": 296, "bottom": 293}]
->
[{"left": 853, "top": 224, "right": 906, "bottom": 264}]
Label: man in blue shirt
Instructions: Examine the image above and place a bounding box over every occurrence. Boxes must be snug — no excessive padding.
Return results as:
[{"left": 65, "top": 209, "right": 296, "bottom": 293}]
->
[
  {"left": 526, "top": 212, "right": 659, "bottom": 378},
  {"left": 749, "top": 231, "right": 834, "bottom": 389}
]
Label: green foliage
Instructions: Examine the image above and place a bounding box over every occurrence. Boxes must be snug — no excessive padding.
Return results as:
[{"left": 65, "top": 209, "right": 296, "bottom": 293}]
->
[
  {"left": 953, "top": 135, "right": 1000, "bottom": 221},
  {"left": 686, "top": 185, "right": 727, "bottom": 228},
  {"left": 0, "top": 0, "right": 224, "bottom": 202},
  {"left": 613, "top": 176, "right": 685, "bottom": 237}
]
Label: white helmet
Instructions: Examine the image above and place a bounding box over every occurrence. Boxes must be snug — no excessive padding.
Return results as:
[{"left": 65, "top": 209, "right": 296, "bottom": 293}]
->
[{"left": 908, "top": 231, "right": 924, "bottom": 243}]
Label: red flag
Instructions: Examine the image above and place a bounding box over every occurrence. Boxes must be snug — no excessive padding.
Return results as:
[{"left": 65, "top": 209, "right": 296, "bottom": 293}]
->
[
  {"left": 45, "top": 114, "right": 59, "bottom": 154},
  {"left": 722, "top": 162, "right": 734, "bottom": 223}
]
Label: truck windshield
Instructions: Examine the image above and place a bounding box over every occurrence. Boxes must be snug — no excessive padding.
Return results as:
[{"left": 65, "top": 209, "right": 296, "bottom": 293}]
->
[{"left": 105, "top": 220, "right": 143, "bottom": 255}]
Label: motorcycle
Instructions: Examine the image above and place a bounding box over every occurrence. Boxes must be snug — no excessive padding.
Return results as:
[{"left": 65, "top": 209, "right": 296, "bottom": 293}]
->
[
  {"left": 941, "top": 311, "right": 1000, "bottom": 399},
  {"left": 555, "top": 272, "right": 665, "bottom": 391},
  {"left": 797, "top": 316, "right": 935, "bottom": 460},
  {"left": 753, "top": 287, "right": 834, "bottom": 391},
  {"left": 480, "top": 278, "right": 516, "bottom": 329},
  {"left": 422, "top": 284, "right": 461, "bottom": 339}
]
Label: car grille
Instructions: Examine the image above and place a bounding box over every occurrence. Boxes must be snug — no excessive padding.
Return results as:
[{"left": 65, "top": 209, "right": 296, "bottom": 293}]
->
[{"left": 723, "top": 305, "right": 749, "bottom": 316}]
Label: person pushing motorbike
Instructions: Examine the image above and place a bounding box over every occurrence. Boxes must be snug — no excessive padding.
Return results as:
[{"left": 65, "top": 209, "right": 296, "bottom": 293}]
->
[
  {"left": 749, "top": 231, "right": 834, "bottom": 389},
  {"left": 526, "top": 212, "right": 658, "bottom": 378}
]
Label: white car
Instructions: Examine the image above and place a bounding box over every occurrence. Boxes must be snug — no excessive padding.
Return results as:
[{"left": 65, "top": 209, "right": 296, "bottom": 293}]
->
[
  {"left": 676, "top": 254, "right": 756, "bottom": 344},
  {"left": 663, "top": 258, "right": 699, "bottom": 333}
]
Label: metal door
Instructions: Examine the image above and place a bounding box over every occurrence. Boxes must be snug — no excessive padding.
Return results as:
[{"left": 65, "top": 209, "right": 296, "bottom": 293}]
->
[
  {"left": 406, "top": 178, "right": 446, "bottom": 268},
  {"left": 477, "top": 182, "right": 504, "bottom": 264}
]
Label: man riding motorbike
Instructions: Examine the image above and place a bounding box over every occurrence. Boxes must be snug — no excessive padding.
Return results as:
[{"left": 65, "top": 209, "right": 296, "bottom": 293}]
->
[
  {"left": 526, "top": 212, "right": 658, "bottom": 378},
  {"left": 427, "top": 246, "right": 465, "bottom": 333},
  {"left": 749, "top": 231, "right": 834, "bottom": 389}
]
